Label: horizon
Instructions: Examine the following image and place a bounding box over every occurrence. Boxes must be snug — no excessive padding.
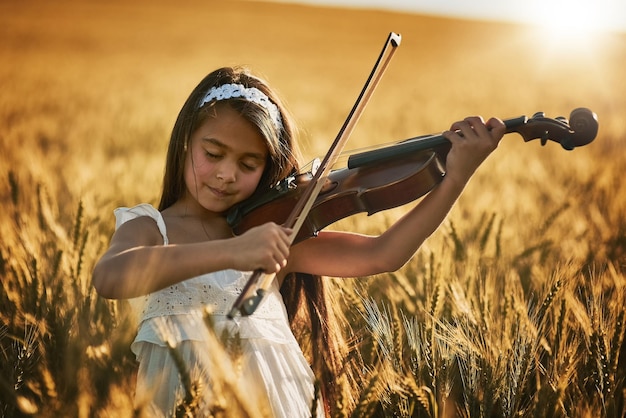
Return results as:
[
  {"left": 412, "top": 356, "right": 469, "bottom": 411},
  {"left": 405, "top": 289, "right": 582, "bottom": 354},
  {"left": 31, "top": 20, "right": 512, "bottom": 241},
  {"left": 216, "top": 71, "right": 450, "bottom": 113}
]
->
[{"left": 270, "top": 0, "right": 626, "bottom": 33}]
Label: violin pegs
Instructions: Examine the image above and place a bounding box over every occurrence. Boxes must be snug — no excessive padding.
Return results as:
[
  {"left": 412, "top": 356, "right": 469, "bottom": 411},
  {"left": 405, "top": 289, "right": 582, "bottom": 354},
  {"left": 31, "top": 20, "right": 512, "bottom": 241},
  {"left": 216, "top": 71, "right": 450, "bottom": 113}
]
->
[
  {"left": 532, "top": 112, "right": 546, "bottom": 119},
  {"left": 560, "top": 139, "right": 575, "bottom": 151},
  {"left": 555, "top": 116, "right": 571, "bottom": 147}
]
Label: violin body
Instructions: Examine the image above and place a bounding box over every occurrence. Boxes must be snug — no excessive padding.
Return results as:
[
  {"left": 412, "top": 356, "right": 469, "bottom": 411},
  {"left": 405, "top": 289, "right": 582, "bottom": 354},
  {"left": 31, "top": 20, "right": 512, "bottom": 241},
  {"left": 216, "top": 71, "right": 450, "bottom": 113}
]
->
[
  {"left": 227, "top": 142, "right": 451, "bottom": 243},
  {"left": 227, "top": 108, "right": 598, "bottom": 245}
]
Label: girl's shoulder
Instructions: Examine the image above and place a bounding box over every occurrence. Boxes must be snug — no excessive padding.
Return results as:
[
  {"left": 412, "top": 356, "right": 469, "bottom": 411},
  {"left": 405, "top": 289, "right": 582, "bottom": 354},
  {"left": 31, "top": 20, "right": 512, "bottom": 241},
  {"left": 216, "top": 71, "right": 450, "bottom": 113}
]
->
[
  {"left": 114, "top": 203, "right": 161, "bottom": 227},
  {"left": 113, "top": 203, "right": 168, "bottom": 246}
]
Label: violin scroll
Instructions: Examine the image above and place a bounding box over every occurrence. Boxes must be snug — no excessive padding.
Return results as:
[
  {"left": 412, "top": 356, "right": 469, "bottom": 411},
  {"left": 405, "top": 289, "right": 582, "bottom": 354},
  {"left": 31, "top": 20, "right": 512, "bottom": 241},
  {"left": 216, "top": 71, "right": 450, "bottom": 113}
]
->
[
  {"left": 569, "top": 107, "right": 599, "bottom": 148},
  {"left": 510, "top": 107, "right": 598, "bottom": 150}
]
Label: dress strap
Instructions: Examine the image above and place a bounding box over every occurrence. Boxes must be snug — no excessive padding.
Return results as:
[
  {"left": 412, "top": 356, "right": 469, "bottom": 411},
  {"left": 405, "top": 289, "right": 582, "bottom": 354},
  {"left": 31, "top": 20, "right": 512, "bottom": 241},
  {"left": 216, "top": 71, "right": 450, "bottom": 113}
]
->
[{"left": 114, "top": 203, "right": 169, "bottom": 245}]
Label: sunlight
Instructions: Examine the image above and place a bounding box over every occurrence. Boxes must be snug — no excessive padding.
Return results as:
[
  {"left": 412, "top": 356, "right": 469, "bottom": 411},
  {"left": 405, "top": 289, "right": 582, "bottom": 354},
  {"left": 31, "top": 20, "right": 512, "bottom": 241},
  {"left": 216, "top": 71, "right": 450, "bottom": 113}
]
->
[{"left": 527, "top": 0, "right": 613, "bottom": 48}]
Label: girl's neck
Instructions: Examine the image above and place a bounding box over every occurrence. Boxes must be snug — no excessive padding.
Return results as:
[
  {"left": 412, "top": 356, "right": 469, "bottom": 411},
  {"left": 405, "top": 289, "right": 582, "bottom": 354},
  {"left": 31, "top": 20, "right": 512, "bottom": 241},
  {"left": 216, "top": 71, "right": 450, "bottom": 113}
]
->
[
  {"left": 165, "top": 197, "right": 222, "bottom": 221},
  {"left": 162, "top": 199, "right": 233, "bottom": 243}
]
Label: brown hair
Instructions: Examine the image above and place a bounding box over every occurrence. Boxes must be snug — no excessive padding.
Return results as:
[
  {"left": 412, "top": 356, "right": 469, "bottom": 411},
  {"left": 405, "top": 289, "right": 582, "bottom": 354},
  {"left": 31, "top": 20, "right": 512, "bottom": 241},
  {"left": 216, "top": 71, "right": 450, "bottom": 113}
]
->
[{"left": 158, "top": 67, "right": 361, "bottom": 415}]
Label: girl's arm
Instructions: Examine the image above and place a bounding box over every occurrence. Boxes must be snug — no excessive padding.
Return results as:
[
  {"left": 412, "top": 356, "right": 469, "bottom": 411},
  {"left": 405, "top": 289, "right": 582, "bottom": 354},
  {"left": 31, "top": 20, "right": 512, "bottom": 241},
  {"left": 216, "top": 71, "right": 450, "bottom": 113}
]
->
[
  {"left": 92, "top": 218, "right": 292, "bottom": 299},
  {"left": 285, "top": 116, "right": 505, "bottom": 278}
]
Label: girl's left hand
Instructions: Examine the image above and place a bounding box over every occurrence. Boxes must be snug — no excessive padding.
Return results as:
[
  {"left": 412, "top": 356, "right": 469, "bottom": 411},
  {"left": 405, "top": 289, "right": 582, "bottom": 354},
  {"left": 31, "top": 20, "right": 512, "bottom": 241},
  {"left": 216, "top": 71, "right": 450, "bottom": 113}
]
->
[{"left": 442, "top": 116, "right": 505, "bottom": 186}]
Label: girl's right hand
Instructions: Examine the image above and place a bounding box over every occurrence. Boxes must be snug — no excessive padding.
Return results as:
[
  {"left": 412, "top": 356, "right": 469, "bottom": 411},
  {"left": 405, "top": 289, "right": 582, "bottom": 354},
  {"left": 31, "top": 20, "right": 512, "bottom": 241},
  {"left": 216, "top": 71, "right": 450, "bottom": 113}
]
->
[{"left": 229, "top": 222, "right": 292, "bottom": 274}]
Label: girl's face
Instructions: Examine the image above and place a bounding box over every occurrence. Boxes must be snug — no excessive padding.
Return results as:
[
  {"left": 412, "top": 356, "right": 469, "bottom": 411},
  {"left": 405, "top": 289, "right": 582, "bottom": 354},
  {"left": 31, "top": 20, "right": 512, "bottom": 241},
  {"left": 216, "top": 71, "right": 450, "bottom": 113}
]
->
[{"left": 183, "top": 105, "right": 268, "bottom": 214}]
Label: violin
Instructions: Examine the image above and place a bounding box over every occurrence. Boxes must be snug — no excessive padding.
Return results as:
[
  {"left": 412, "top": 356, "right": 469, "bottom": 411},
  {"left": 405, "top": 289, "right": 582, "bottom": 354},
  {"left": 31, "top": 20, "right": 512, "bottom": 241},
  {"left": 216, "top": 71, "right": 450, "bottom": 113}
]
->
[
  {"left": 227, "top": 108, "right": 598, "bottom": 243},
  {"left": 226, "top": 30, "right": 598, "bottom": 319}
]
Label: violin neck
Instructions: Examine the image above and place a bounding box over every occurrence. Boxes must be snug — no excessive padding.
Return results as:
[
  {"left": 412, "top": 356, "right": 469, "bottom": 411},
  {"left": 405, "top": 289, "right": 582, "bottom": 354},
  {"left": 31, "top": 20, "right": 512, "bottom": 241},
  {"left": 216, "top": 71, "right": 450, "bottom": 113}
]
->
[
  {"left": 347, "top": 116, "right": 529, "bottom": 169},
  {"left": 347, "top": 133, "right": 449, "bottom": 169}
]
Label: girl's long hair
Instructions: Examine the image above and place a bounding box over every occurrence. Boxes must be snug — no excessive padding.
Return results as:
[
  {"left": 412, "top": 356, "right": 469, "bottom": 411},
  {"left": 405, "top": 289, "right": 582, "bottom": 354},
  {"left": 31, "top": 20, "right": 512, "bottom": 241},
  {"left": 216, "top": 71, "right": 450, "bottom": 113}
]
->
[
  {"left": 158, "top": 66, "right": 361, "bottom": 415},
  {"left": 281, "top": 273, "right": 363, "bottom": 416}
]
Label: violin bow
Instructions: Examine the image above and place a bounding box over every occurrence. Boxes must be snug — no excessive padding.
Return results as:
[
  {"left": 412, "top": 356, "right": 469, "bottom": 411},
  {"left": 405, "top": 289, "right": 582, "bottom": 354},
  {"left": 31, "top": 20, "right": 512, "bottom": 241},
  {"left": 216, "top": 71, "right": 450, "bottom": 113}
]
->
[{"left": 228, "top": 32, "right": 402, "bottom": 319}]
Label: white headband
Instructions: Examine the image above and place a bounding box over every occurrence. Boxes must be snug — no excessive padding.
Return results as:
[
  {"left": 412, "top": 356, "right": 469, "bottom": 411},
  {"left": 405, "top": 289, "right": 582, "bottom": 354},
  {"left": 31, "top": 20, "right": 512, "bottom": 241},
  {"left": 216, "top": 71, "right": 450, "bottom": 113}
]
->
[{"left": 199, "top": 83, "right": 283, "bottom": 131}]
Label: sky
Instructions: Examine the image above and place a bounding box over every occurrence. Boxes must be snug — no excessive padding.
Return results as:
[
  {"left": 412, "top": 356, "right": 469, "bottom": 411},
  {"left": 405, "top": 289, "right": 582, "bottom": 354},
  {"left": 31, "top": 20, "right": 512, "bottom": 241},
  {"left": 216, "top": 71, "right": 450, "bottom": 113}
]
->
[{"left": 276, "top": 0, "right": 626, "bottom": 33}]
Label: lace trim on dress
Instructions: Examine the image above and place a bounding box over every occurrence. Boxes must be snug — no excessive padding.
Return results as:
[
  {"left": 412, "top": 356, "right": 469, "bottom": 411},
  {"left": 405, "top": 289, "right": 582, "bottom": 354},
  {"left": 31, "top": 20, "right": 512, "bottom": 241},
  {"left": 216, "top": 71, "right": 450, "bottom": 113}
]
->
[{"left": 136, "top": 270, "right": 287, "bottom": 321}]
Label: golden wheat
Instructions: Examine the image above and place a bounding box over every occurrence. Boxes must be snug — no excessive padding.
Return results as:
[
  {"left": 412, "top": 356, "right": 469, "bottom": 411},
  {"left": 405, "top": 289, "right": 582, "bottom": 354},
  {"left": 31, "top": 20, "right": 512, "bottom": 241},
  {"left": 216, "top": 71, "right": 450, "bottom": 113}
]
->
[{"left": 2, "top": 0, "right": 625, "bottom": 416}]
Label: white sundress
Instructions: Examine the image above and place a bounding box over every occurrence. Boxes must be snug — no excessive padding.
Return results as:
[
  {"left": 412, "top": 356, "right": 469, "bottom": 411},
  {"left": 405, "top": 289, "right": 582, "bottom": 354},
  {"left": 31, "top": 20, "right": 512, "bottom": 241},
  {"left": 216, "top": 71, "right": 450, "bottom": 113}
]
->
[{"left": 115, "top": 204, "right": 323, "bottom": 418}]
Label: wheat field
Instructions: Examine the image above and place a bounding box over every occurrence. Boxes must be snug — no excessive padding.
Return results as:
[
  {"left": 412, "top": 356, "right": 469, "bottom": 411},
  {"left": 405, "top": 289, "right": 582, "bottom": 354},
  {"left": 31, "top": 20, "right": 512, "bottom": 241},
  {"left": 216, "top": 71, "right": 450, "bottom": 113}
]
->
[{"left": 1, "top": 0, "right": 625, "bottom": 417}]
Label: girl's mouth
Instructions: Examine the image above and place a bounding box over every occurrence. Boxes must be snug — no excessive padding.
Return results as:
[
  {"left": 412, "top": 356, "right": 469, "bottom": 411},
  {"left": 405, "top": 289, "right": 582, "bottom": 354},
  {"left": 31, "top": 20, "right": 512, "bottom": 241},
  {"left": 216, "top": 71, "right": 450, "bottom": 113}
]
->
[{"left": 209, "top": 186, "right": 233, "bottom": 199}]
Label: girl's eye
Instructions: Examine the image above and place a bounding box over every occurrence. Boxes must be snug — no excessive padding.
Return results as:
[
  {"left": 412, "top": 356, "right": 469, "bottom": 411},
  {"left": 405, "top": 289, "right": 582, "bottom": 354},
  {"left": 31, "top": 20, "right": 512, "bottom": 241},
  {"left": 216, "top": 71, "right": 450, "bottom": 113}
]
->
[
  {"left": 205, "top": 151, "right": 222, "bottom": 160},
  {"left": 240, "top": 161, "right": 258, "bottom": 171}
]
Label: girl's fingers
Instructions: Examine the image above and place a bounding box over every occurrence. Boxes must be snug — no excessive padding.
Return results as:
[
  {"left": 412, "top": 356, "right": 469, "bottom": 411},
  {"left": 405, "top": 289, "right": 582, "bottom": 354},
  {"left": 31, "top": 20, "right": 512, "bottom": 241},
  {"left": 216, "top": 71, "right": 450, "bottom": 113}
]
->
[
  {"left": 270, "top": 225, "right": 292, "bottom": 272},
  {"left": 445, "top": 116, "right": 505, "bottom": 146},
  {"left": 448, "top": 116, "right": 486, "bottom": 137},
  {"left": 486, "top": 117, "right": 506, "bottom": 139}
]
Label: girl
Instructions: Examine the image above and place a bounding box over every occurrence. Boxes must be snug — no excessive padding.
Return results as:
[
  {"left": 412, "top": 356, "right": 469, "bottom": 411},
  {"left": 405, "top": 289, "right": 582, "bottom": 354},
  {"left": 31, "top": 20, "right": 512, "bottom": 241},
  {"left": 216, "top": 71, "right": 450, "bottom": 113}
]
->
[{"left": 92, "top": 66, "right": 505, "bottom": 417}]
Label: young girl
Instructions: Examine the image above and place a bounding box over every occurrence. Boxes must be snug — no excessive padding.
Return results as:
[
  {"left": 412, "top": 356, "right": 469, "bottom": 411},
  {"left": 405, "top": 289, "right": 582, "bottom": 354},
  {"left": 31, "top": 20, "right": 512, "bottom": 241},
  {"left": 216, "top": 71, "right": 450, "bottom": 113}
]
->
[{"left": 92, "top": 66, "right": 505, "bottom": 417}]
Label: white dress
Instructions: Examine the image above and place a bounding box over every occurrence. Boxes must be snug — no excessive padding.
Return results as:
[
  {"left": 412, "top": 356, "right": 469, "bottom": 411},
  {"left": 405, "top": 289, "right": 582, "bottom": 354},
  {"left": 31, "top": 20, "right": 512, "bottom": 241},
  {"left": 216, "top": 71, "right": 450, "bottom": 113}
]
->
[{"left": 115, "top": 204, "right": 323, "bottom": 418}]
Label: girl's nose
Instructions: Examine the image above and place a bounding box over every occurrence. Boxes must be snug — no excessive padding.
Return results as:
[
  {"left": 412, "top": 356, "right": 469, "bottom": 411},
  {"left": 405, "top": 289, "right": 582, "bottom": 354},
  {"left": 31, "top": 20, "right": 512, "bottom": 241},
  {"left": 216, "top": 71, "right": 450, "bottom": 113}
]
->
[{"left": 216, "top": 162, "right": 236, "bottom": 183}]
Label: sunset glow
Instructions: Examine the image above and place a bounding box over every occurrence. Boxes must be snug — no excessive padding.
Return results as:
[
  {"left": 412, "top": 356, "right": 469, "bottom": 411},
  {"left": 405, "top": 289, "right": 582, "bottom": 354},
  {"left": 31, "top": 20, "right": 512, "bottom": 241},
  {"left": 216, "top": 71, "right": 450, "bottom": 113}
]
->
[
  {"left": 280, "top": 0, "right": 626, "bottom": 34},
  {"left": 528, "top": 0, "right": 612, "bottom": 41}
]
